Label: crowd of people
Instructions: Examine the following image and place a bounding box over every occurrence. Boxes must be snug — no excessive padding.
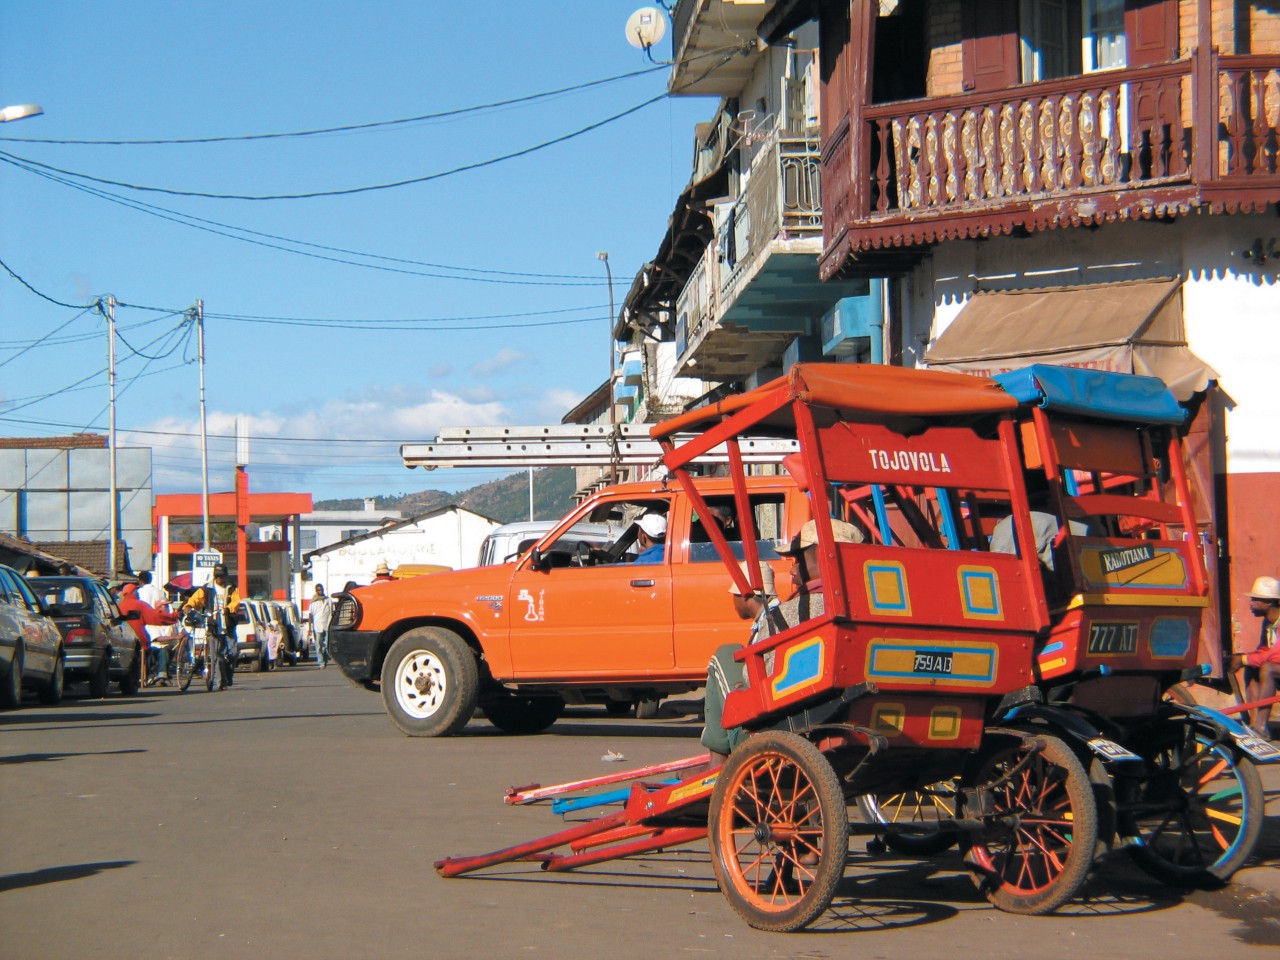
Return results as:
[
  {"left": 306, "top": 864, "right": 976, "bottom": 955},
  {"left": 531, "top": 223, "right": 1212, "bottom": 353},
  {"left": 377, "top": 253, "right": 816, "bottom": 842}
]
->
[{"left": 100, "top": 559, "right": 400, "bottom": 685}]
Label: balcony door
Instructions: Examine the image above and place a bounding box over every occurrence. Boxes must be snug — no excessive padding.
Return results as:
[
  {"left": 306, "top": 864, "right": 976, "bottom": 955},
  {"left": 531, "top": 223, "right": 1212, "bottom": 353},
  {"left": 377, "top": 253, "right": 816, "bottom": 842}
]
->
[{"left": 962, "top": 0, "right": 1176, "bottom": 90}]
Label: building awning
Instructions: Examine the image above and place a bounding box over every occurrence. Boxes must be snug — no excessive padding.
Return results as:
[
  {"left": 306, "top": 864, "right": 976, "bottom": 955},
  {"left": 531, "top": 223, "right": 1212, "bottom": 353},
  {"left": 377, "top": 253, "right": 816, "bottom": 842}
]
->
[{"left": 924, "top": 277, "right": 1217, "bottom": 402}]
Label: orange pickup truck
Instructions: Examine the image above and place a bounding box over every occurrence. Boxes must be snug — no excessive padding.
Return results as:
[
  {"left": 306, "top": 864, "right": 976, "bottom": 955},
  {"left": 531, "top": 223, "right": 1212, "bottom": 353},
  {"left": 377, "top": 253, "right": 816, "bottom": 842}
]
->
[{"left": 329, "top": 475, "right": 802, "bottom": 736}]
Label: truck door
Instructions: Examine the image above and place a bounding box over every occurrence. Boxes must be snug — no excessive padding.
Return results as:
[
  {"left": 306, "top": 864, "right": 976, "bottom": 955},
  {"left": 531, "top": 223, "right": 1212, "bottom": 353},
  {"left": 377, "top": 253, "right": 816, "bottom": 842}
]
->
[{"left": 507, "top": 495, "right": 675, "bottom": 677}]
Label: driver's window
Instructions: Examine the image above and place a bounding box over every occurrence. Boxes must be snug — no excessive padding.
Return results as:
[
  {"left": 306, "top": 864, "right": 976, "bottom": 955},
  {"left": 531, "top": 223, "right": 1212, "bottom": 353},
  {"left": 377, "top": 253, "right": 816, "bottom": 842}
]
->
[{"left": 545, "top": 498, "right": 671, "bottom": 567}]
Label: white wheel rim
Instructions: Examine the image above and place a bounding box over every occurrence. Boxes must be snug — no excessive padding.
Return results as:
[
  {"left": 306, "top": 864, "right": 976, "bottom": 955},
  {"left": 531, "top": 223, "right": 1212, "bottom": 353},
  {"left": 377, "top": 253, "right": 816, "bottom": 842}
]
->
[{"left": 393, "top": 648, "right": 448, "bottom": 720}]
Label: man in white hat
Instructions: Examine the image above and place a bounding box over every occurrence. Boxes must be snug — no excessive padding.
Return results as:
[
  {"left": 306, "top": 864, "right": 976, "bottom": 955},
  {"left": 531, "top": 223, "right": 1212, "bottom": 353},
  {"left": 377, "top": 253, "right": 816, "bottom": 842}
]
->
[
  {"left": 1238, "top": 575, "right": 1280, "bottom": 739},
  {"left": 633, "top": 513, "right": 667, "bottom": 565}
]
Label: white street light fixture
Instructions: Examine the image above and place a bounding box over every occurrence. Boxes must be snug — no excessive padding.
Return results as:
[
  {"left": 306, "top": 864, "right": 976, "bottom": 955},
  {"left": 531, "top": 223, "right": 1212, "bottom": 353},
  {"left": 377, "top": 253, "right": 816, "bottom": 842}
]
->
[{"left": 0, "top": 104, "right": 43, "bottom": 123}]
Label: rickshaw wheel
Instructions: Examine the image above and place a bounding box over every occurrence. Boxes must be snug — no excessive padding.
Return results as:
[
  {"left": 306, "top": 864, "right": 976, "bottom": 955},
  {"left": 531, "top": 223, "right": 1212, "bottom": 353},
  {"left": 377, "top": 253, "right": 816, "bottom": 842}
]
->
[
  {"left": 960, "top": 729, "right": 1097, "bottom": 915},
  {"left": 857, "top": 781, "right": 959, "bottom": 856},
  {"left": 708, "top": 730, "right": 848, "bottom": 932},
  {"left": 1118, "top": 726, "right": 1263, "bottom": 886}
]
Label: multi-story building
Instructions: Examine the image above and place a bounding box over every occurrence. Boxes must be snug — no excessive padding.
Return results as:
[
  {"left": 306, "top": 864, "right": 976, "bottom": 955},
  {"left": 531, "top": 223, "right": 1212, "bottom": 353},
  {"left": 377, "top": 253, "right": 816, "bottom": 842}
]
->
[{"left": 618, "top": 0, "right": 885, "bottom": 436}]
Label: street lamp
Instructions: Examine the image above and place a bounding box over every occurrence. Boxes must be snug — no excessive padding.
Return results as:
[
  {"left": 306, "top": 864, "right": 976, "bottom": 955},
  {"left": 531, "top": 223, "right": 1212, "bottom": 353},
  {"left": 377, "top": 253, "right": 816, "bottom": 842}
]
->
[{"left": 0, "top": 104, "right": 43, "bottom": 123}]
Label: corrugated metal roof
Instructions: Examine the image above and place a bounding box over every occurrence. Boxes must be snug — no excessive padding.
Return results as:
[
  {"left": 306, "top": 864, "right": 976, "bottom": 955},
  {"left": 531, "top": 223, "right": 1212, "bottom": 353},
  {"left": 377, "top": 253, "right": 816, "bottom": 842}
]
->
[{"left": 0, "top": 434, "right": 108, "bottom": 449}]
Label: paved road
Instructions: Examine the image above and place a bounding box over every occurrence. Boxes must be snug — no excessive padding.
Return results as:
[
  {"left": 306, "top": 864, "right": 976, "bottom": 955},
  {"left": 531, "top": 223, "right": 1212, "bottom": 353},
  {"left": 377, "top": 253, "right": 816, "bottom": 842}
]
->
[{"left": 2, "top": 666, "right": 1277, "bottom": 960}]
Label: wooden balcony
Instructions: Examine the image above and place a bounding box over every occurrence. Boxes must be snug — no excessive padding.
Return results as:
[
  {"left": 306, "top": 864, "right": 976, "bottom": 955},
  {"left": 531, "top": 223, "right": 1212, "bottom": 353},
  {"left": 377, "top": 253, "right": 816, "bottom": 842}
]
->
[{"left": 821, "top": 51, "right": 1280, "bottom": 279}]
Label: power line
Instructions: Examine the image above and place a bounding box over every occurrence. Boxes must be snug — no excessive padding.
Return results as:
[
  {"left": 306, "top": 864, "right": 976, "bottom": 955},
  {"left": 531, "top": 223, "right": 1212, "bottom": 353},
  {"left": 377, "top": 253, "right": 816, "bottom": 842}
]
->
[
  {"left": 211, "top": 314, "right": 605, "bottom": 332},
  {"left": 0, "top": 65, "right": 667, "bottom": 146},
  {"left": 1, "top": 414, "right": 458, "bottom": 446},
  {"left": 3, "top": 160, "right": 605, "bottom": 286},
  {"left": 0, "top": 256, "right": 97, "bottom": 309},
  {"left": 0, "top": 304, "right": 97, "bottom": 367},
  {"left": 0, "top": 254, "right": 610, "bottom": 332},
  {"left": 204, "top": 304, "right": 607, "bottom": 324},
  {"left": 0, "top": 94, "right": 667, "bottom": 201}
]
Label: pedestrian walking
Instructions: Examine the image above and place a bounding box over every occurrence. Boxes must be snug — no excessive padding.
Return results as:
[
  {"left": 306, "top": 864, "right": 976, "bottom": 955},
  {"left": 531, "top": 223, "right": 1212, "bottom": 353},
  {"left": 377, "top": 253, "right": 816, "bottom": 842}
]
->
[{"left": 309, "top": 584, "right": 335, "bottom": 669}]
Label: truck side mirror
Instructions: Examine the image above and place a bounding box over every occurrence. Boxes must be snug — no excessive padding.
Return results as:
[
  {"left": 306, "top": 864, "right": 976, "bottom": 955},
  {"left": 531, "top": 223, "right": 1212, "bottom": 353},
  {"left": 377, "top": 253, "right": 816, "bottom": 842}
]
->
[{"left": 528, "top": 548, "right": 550, "bottom": 571}]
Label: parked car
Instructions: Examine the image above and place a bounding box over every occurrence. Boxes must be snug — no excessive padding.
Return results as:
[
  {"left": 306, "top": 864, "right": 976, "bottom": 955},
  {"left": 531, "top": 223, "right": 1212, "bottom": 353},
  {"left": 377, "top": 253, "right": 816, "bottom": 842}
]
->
[
  {"left": 0, "top": 565, "right": 65, "bottom": 708},
  {"left": 330, "top": 476, "right": 801, "bottom": 736},
  {"left": 279, "top": 600, "right": 307, "bottom": 660},
  {"left": 259, "top": 600, "right": 301, "bottom": 666},
  {"left": 235, "top": 599, "right": 267, "bottom": 670},
  {"left": 33, "top": 576, "right": 141, "bottom": 697}
]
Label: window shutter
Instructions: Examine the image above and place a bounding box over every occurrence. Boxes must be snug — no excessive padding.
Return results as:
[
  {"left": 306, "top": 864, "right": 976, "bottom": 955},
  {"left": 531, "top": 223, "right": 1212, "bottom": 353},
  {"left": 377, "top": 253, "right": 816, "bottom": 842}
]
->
[
  {"left": 1125, "top": 0, "right": 1178, "bottom": 67},
  {"left": 962, "top": 0, "right": 1020, "bottom": 93}
]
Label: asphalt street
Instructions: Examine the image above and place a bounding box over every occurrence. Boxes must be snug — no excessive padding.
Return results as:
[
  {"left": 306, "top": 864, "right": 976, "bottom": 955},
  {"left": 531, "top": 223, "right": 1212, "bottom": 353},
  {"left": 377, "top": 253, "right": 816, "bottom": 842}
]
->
[{"left": 2, "top": 665, "right": 1278, "bottom": 960}]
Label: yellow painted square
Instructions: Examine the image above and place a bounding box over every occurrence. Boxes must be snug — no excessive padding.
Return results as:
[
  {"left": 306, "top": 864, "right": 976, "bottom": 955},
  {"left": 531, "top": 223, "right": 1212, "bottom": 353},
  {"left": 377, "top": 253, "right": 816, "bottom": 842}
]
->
[
  {"left": 871, "top": 703, "right": 905, "bottom": 737},
  {"left": 928, "top": 707, "right": 962, "bottom": 740}
]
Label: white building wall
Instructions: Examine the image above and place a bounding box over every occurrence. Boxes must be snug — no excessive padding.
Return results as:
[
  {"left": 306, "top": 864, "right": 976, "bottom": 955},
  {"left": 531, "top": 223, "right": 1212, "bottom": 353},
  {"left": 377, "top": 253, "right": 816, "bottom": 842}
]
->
[
  {"left": 908, "top": 213, "right": 1280, "bottom": 475},
  {"left": 307, "top": 508, "right": 499, "bottom": 596}
]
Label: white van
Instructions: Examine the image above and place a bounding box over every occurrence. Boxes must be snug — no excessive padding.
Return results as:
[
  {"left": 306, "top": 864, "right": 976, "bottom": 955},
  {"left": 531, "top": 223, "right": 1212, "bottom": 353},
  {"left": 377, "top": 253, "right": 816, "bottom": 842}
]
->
[{"left": 476, "top": 520, "right": 615, "bottom": 567}]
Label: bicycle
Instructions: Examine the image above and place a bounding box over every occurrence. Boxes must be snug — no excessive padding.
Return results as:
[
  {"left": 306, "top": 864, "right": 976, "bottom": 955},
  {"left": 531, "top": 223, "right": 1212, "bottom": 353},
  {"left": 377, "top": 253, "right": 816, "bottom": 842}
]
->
[
  {"left": 167, "top": 628, "right": 196, "bottom": 692},
  {"left": 184, "top": 610, "right": 234, "bottom": 692}
]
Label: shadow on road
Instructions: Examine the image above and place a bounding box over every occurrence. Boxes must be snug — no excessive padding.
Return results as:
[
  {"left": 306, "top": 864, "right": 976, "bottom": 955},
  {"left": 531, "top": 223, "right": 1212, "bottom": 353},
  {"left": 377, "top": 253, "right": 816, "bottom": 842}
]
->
[
  {"left": 0, "top": 748, "right": 147, "bottom": 766},
  {"left": 0, "top": 860, "right": 135, "bottom": 893},
  {"left": 0, "top": 711, "right": 158, "bottom": 726}
]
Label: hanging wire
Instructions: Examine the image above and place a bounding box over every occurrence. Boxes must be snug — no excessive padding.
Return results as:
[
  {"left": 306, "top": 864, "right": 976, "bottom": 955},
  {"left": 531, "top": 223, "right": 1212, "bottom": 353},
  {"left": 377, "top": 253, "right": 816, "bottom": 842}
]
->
[
  {"left": 0, "top": 94, "right": 667, "bottom": 201},
  {"left": 0, "top": 65, "right": 668, "bottom": 146}
]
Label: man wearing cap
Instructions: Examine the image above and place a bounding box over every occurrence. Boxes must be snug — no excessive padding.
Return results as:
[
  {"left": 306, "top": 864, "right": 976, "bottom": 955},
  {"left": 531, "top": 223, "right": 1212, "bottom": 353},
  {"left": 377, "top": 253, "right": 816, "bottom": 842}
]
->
[
  {"left": 633, "top": 513, "right": 667, "bottom": 564},
  {"left": 182, "top": 564, "right": 242, "bottom": 690},
  {"left": 1237, "top": 576, "right": 1280, "bottom": 739},
  {"left": 701, "top": 518, "right": 865, "bottom": 760}
]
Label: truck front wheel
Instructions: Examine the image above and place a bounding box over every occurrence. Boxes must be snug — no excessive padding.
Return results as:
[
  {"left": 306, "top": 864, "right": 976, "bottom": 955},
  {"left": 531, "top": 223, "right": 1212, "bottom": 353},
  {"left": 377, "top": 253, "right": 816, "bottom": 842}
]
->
[{"left": 381, "top": 628, "right": 479, "bottom": 737}]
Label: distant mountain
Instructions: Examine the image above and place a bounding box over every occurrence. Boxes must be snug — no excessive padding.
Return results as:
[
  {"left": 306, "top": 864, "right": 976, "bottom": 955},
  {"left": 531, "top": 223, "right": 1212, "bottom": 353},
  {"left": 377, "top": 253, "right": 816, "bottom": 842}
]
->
[{"left": 313, "top": 467, "right": 579, "bottom": 525}]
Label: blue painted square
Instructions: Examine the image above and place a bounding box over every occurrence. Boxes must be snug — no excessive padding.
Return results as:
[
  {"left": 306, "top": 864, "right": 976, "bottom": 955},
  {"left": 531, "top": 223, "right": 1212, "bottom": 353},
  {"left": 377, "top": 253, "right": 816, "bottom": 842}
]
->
[
  {"left": 867, "top": 564, "right": 909, "bottom": 612},
  {"left": 961, "top": 570, "right": 1000, "bottom": 616},
  {"left": 1150, "top": 618, "right": 1192, "bottom": 659}
]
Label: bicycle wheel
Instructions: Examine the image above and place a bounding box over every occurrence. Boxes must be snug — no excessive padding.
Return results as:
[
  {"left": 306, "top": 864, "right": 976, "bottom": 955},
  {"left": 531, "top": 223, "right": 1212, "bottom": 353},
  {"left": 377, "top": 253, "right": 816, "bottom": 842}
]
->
[
  {"left": 708, "top": 730, "right": 848, "bottom": 932},
  {"left": 1118, "top": 724, "right": 1264, "bottom": 886},
  {"left": 857, "top": 780, "right": 960, "bottom": 855},
  {"left": 204, "top": 640, "right": 216, "bottom": 692},
  {"left": 176, "top": 637, "right": 194, "bottom": 692},
  {"left": 960, "top": 728, "right": 1097, "bottom": 915}
]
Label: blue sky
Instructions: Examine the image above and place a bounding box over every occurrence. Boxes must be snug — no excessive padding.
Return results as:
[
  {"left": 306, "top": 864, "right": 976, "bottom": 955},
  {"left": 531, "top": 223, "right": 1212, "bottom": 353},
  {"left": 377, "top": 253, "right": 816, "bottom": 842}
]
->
[{"left": 0, "top": 1, "right": 711, "bottom": 501}]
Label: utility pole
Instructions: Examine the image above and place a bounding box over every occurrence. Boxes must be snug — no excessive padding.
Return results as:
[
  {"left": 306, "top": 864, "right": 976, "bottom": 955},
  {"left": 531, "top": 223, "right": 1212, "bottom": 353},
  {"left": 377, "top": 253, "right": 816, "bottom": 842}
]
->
[
  {"left": 197, "top": 300, "right": 210, "bottom": 550},
  {"left": 106, "top": 296, "right": 119, "bottom": 578},
  {"left": 596, "top": 251, "right": 618, "bottom": 483}
]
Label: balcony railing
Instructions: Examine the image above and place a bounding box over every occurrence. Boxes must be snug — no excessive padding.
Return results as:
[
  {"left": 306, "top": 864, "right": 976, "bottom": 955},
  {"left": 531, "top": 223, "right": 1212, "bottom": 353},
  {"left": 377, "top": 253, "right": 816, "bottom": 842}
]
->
[
  {"left": 721, "top": 134, "right": 822, "bottom": 293},
  {"left": 850, "top": 53, "right": 1278, "bottom": 223}
]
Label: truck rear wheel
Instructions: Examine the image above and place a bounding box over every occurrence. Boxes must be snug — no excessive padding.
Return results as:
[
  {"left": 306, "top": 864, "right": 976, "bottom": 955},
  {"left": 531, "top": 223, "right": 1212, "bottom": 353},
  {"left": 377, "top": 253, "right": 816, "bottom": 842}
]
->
[
  {"left": 481, "top": 694, "right": 565, "bottom": 735},
  {"left": 381, "top": 628, "right": 478, "bottom": 737}
]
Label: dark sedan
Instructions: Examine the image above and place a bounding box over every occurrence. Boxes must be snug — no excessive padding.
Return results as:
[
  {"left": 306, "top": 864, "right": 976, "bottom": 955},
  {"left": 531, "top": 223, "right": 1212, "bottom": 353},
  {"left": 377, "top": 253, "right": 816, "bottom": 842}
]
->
[{"left": 32, "top": 577, "right": 141, "bottom": 697}]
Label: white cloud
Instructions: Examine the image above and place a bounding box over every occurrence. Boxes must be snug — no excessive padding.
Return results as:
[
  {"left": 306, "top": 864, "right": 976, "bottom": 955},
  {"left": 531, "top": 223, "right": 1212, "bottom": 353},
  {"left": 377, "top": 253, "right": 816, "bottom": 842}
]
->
[
  {"left": 127, "top": 386, "right": 512, "bottom": 496},
  {"left": 471, "top": 348, "right": 530, "bottom": 377}
]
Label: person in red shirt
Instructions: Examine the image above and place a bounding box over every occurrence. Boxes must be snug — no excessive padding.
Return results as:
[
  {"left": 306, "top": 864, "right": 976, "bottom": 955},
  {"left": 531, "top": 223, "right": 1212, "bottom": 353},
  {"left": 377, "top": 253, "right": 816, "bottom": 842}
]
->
[{"left": 117, "top": 582, "right": 179, "bottom": 685}]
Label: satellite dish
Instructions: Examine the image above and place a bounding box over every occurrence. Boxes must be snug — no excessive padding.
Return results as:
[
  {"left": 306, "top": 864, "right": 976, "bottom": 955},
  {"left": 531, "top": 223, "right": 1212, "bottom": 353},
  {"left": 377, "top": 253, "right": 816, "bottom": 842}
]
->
[{"left": 625, "top": 7, "right": 668, "bottom": 50}]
